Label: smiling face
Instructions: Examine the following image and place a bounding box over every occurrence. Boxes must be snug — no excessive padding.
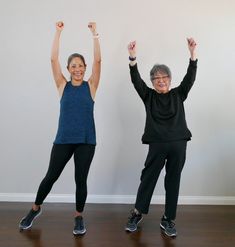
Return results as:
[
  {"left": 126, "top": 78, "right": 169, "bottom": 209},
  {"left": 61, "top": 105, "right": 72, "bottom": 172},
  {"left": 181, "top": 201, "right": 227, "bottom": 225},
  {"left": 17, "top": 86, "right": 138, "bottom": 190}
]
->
[
  {"left": 152, "top": 72, "right": 171, "bottom": 94},
  {"left": 67, "top": 56, "right": 86, "bottom": 84},
  {"left": 150, "top": 64, "right": 172, "bottom": 94}
]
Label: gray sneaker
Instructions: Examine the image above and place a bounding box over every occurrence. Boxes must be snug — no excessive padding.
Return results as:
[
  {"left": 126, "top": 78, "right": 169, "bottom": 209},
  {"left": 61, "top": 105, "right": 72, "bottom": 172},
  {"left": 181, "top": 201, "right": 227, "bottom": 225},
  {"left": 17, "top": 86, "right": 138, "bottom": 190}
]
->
[
  {"left": 160, "top": 216, "right": 177, "bottom": 237},
  {"left": 125, "top": 210, "right": 143, "bottom": 232},
  {"left": 19, "top": 207, "right": 42, "bottom": 230},
  {"left": 73, "top": 216, "right": 86, "bottom": 235}
]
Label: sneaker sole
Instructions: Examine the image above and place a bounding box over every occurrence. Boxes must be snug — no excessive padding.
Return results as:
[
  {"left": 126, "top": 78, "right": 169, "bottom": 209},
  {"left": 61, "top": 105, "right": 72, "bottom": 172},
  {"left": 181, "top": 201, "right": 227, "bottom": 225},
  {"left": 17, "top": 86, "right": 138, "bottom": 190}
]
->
[
  {"left": 19, "top": 210, "right": 42, "bottom": 230},
  {"left": 125, "top": 216, "right": 143, "bottom": 232},
  {"left": 73, "top": 229, "right": 86, "bottom": 236},
  {"left": 160, "top": 223, "right": 177, "bottom": 237}
]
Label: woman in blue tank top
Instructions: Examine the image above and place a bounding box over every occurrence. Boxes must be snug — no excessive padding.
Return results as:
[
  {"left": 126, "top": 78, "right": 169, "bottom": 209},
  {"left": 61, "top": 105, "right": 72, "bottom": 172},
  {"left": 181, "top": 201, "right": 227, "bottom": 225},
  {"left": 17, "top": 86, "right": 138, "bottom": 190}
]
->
[{"left": 19, "top": 21, "right": 101, "bottom": 235}]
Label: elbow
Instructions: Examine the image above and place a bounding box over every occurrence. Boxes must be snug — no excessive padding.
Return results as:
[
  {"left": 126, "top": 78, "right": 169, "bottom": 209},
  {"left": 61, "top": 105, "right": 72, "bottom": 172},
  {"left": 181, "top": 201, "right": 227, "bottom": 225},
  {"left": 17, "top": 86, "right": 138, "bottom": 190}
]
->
[
  {"left": 95, "top": 58, "right": 101, "bottom": 63},
  {"left": 51, "top": 57, "right": 58, "bottom": 64},
  {"left": 51, "top": 58, "right": 56, "bottom": 64}
]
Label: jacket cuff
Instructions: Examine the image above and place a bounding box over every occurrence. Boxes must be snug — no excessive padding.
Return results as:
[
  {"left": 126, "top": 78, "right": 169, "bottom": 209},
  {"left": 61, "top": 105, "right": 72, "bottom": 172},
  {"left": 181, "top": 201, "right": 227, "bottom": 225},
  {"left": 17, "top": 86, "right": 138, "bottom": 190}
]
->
[{"left": 189, "top": 58, "right": 198, "bottom": 66}]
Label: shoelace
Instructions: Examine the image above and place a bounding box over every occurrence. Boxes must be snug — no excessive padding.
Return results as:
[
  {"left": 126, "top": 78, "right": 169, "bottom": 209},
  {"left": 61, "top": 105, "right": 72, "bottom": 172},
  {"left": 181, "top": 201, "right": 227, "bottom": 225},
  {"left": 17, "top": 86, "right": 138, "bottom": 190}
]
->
[
  {"left": 75, "top": 217, "right": 84, "bottom": 229},
  {"left": 167, "top": 221, "right": 175, "bottom": 229},
  {"left": 128, "top": 211, "right": 140, "bottom": 223},
  {"left": 22, "top": 209, "right": 38, "bottom": 223}
]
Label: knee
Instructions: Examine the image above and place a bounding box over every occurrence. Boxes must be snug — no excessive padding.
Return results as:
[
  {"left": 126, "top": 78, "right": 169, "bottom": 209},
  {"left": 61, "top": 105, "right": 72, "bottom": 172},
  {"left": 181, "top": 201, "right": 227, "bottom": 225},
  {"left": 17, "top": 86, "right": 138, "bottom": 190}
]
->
[
  {"left": 42, "top": 173, "right": 59, "bottom": 185},
  {"left": 75, "top": 178, "right": 87, "bottom": 188}
]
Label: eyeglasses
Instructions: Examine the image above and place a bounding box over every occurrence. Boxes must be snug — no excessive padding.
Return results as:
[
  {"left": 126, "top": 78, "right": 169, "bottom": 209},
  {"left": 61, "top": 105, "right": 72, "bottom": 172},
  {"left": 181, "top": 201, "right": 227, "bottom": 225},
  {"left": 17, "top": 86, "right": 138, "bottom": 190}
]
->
[{"left": 152, "top": 75, "right": 169, "bottom": 81}]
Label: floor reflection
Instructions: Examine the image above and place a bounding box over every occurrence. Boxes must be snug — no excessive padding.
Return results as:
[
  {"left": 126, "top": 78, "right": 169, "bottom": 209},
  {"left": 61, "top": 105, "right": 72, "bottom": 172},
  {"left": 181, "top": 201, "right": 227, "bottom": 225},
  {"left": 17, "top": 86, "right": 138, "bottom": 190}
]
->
[
  {"left": 73, "top": 235, "right": 85, "bottom": 247},
  {"left": 160, "top": 231, "right": 176, "bottom": 247},
  {"left": 18, "top": 227, "right": 176, "bottom": 247},
  {"left": 126, "top": 228, "right": 177, "bottom": 247},
  {"left": 19, "top": 228, "right": 43, "bottom": 247},
  {"left": 127, "top": 230, "right": 149, "bottom": 247}
]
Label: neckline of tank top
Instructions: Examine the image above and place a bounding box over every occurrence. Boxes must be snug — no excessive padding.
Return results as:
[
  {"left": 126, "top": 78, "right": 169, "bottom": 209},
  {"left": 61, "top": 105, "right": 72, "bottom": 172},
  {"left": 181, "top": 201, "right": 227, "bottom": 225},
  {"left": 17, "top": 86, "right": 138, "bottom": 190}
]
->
[{"left": 69, "top": 80, "right": 87, "bottom": 87}]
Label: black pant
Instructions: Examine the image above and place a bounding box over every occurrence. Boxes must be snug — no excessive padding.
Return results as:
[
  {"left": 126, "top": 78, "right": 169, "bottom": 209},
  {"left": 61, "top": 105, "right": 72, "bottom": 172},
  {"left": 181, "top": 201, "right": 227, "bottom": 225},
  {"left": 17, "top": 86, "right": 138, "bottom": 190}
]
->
[
  {"left": 135, "top": 140, "right": 187, "bottom": 220},
  {"left": 35, "top": 144, "right": 95, "bottom": 212}
]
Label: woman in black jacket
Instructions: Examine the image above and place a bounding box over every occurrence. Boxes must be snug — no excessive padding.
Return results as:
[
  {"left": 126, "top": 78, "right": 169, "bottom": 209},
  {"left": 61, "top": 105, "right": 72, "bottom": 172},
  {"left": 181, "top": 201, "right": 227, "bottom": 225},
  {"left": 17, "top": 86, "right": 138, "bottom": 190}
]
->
[{"left": 125, "top": 38, "right": 197, "bottom": 237}]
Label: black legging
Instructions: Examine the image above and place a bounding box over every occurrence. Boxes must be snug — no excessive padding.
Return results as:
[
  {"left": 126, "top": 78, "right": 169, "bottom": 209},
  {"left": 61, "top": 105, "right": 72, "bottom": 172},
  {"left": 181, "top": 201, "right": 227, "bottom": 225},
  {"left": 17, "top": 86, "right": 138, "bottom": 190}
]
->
[
  {"left": 135, "top": 140, "right": 187, "bottom": 220},
  {"left": 35, "top": 144, "right": 95, "bottom": 212}
]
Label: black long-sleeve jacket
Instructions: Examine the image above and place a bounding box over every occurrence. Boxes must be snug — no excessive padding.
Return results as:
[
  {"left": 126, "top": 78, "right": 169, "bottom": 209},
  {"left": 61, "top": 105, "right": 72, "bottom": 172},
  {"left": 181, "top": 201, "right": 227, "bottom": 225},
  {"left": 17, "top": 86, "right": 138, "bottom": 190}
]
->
[{"left": 129, "top": 59, "right": 198, "bottom": 144}]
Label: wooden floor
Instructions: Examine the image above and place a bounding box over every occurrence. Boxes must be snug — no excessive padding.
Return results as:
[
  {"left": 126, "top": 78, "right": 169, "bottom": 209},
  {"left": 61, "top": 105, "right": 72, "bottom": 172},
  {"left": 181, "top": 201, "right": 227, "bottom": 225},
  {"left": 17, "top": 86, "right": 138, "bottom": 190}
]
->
[{"left": 0, "top": 202, "right": 234, "bottom": 247}]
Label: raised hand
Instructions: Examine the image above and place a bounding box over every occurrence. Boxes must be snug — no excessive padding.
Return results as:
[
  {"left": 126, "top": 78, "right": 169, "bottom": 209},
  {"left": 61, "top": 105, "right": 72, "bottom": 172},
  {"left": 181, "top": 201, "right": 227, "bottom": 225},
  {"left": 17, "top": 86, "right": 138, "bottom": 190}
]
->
[
  {"left": 56, "top": 21, "right": 64, "bottom": 32},
  {"left": 127, "top": 41, "right": 137, "bottom": 58},
  {"left": 88, "top": 22, "right": 98, "bottom": 35},
  {"left": 187, "top": 37, "right": 197, "bottom": 60}
]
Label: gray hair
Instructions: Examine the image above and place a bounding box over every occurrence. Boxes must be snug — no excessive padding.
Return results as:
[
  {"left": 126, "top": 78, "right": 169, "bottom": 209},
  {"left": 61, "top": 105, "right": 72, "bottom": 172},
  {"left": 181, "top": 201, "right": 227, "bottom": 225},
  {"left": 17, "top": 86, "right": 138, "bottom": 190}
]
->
[{"left": 150, "top": 64, "right": 172, "bottom": 82}]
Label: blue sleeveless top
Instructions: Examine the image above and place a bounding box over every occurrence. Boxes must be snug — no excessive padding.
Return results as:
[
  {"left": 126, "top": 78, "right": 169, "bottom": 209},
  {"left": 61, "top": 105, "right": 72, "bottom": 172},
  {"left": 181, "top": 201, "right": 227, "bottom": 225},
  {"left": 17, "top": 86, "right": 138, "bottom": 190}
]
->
[{"left": 54, "top": 81, "right": 96, "bottom": 145}]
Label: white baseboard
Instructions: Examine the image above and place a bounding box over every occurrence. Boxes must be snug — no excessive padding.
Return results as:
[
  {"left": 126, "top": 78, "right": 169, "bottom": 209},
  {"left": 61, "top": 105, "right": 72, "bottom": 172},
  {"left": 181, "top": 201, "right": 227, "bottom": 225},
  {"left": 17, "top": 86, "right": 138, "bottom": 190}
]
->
[{"left": 0, "top": 193, "right": 235, "bottom": 205}]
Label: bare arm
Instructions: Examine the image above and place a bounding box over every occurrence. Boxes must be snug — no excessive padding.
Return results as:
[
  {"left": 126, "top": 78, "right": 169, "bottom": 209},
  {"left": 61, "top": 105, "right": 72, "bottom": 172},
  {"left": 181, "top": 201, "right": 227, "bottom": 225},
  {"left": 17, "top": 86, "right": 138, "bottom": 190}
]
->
[
  {"left": 51, "top": 21, "right": 67, "bottom": 93},
  {"left": 88, "top": 22, "right": 101, "bottom": 99}
]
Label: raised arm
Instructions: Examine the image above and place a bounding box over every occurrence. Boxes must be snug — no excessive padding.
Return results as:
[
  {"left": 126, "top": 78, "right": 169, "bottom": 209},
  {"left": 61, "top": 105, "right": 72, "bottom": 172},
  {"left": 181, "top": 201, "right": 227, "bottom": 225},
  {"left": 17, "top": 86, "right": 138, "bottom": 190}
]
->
[
  {"left": 187, "top": 37, "right": 197, "bottom": 61},
  {"left": 127, "top": 41, "right": 149, "bottom": 101},
  {"left": 51, "top": 21, "right": 67, "bottom": 93},
  {"left": 178, "top": 38, "right": 198, "bottom": 100},
  {"left": 128, "top": 41, "right": 137, "bottom": 67},
  {"left": 88, "top": 22, "right": 101, "bottom": 98}
]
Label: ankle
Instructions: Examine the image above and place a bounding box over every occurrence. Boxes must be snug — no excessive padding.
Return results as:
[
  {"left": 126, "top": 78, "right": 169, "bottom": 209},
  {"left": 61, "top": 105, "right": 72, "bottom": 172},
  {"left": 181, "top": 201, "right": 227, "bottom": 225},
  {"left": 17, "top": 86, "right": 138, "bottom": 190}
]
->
[
  {"left": 134, "top": 208, "right": 141, "bottom": 215},
  {"left": 32, "top": 204, "right": 40, "bottom": 211},
  {"left": 163, "top": 215, "right": 174, "bottom": 222},
  {"left": 75, "top": 211, "right": 82, "bottom": 217}
]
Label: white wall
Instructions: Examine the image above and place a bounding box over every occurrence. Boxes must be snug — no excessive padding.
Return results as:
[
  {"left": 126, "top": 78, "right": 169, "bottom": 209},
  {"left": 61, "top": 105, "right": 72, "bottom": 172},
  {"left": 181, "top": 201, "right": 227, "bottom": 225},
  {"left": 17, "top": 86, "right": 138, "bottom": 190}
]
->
[{"left": 0, "top": 0, "right": 235, "bottom": 204}]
